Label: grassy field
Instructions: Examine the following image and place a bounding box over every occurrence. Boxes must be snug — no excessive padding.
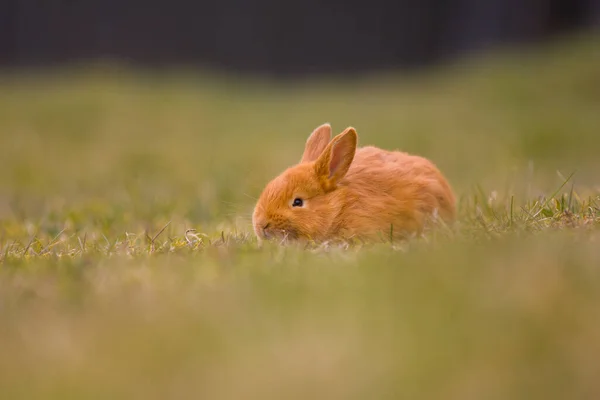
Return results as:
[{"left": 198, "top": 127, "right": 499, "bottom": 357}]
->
[{"left": 1, "top": 33, "right": 599, "bottom": 399}]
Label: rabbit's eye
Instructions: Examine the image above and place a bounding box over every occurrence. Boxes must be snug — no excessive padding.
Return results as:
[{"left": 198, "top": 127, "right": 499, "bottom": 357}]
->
[{"left": 292, "top": 198, "right": 304, "bottom": 207}]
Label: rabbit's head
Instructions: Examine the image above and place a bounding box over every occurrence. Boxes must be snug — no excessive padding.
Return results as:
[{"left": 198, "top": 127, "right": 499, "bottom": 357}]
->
[{"left": 252, "top": 123, "right": 357, "bottom": 241}]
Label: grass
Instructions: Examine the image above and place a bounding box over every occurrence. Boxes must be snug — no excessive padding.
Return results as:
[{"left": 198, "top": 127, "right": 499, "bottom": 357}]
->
[{"left": 1, "top": 32, "right": 600, "bottom": 399}]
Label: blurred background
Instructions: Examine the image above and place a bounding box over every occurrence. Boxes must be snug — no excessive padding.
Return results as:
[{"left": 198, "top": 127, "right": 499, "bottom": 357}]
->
[
  {"left": 0, "top": 0, "right": 599, "bottom": 230},
  {"left": 1, "top": 0, "right": 599, "bottom": 75},
  {"left": 0, "top": 0, "right": 599, "bottom": 231}
]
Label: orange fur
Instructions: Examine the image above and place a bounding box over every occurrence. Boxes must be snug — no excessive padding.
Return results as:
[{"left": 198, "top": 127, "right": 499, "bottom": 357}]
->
[{"left": 253, "top": 124, "right": 456, "bottom": 242}]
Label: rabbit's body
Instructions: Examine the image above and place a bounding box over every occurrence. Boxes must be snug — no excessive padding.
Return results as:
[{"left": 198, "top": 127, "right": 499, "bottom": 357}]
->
[
  {"left": 252, "top": 124, "right": 455, "bottom": 242},
  {"left": 330, "top": 146, "right": 455, "bottom": 239}
]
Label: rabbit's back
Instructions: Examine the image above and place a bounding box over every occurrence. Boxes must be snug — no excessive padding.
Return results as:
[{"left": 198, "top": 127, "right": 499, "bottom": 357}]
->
[{"left": 335, "top": 146, "right": 455, "bottom": 238}]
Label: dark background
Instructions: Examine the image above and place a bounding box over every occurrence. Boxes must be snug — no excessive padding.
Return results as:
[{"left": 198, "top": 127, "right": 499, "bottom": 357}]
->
[{"left": 1, "top": 0, "right": 599, "bottom": 76}]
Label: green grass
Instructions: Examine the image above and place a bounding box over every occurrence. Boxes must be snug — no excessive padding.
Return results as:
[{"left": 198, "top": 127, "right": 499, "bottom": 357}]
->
[{"left": 1, "top": 32, "right": 600, "bottom": 399}]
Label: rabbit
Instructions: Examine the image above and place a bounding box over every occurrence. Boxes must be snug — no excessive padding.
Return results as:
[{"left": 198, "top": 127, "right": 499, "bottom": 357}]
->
[{"left": 252, "top": 123, "right": 456, "bottom": 242}]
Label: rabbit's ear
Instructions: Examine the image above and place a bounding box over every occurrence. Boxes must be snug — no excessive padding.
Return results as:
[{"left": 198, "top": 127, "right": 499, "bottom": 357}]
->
[
  {"left": 301, "top": 123, "right": 332, "bottom": 163},
  {"left": 315, "top": 127, "right": 357, "bottom": 190}
]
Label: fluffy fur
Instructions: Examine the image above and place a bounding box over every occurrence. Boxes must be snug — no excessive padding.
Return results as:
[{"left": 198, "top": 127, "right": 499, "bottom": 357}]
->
[{"left": 253, "top": 123, "right": 456, "bottom": 242}]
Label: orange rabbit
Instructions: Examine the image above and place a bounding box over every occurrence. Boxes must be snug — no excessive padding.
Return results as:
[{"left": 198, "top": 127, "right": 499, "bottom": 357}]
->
[{"left": 252, "top": 123, "right": 456, "bottom": 242}]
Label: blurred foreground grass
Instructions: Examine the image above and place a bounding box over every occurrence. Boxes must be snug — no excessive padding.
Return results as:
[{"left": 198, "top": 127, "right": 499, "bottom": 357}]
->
[{"left": 0, "top": 33, "right": 600, "bottom": 399}]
